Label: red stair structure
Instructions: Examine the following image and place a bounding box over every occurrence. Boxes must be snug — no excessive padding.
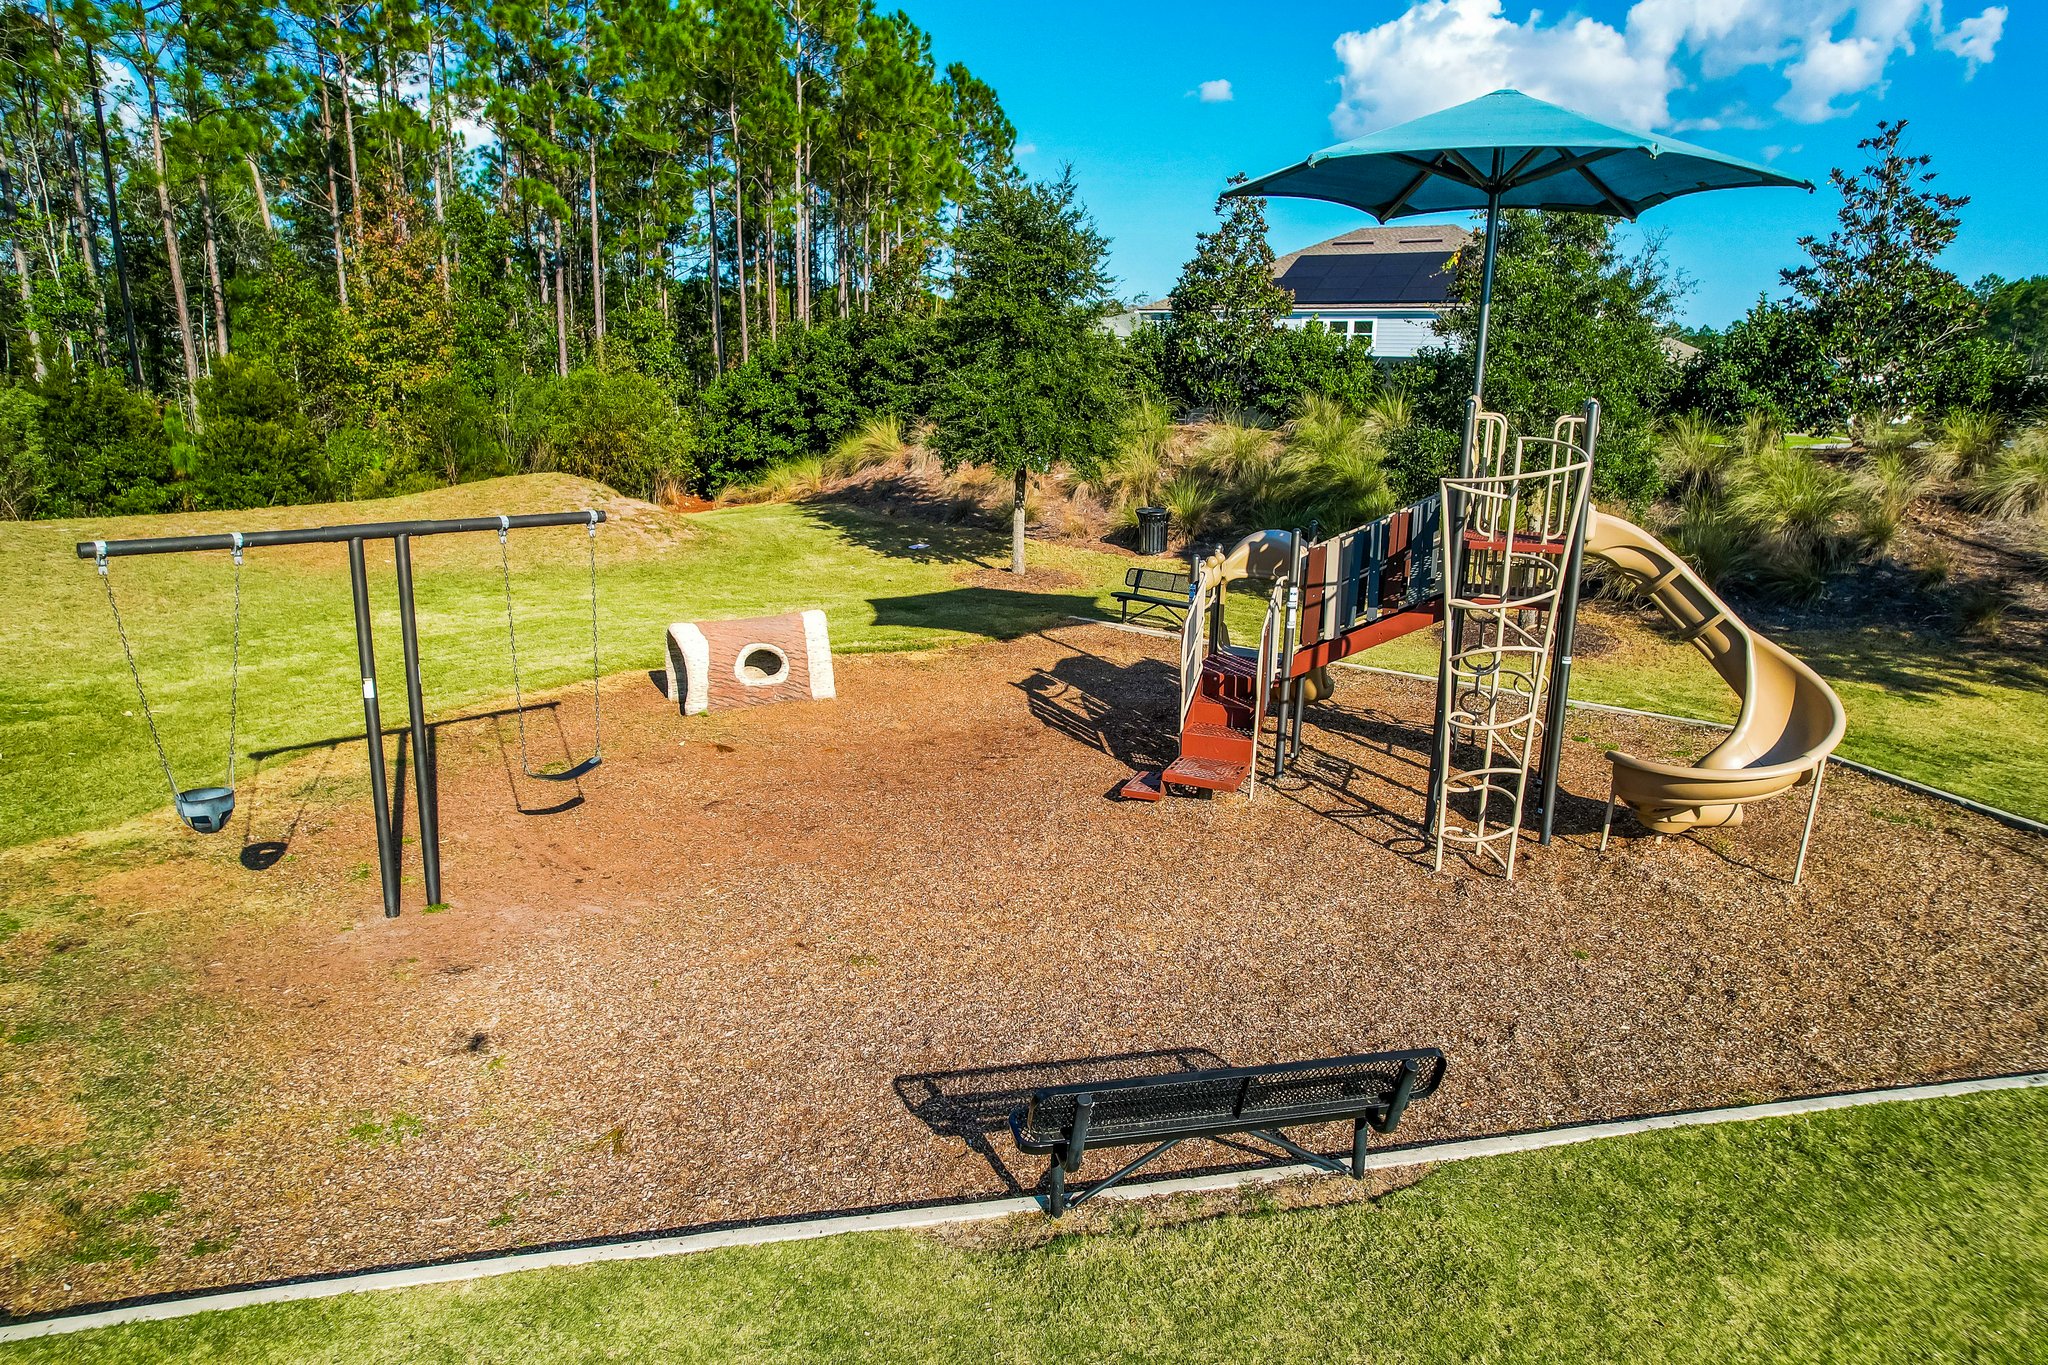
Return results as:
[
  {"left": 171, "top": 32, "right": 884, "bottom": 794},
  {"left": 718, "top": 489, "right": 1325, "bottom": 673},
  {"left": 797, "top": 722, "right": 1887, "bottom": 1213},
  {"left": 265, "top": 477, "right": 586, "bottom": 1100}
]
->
[{"left": 1121, "top": 497, "right": 1447, "bottom": 802}]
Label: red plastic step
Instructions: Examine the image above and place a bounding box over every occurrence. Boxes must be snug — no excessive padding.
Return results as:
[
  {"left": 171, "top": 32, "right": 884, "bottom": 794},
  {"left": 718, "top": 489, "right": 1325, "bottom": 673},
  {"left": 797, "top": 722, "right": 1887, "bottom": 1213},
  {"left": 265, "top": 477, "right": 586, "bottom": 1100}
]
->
[
  {"left": 1162, "top": 755, "right": 1251, "bottom": 793},
  {"left": 1117, "top": 770, "right": 1165, "bottom": 802},
  {"left": 1180, "top": 720, "right": 1254, "bottom": 763}
]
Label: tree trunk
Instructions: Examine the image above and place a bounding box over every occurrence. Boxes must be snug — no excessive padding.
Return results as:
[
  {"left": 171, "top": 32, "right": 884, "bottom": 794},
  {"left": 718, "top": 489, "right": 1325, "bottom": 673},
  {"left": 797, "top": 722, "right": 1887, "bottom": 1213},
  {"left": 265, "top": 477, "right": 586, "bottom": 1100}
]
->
[
  {"left": 85, "top": 39, "right": 139, "bottom": 382},
  {"left": 1011, "top": 468, "right": 1028, "bottom": 574},
  {"left": 426, "top": 23, "right": 449, "bottom": 297},
  {"left": 587, "top": 142, "right": 603, "bottom": 355},
  {"left": 705, "top": 128, "right": 725, "bottom": 370},
  {"left": 333, "top": 18, "right": 362, "bottom": 237},
  {"left": 727, "top": 100, "right": 748, "bottom": 362},
  {"left": 763, "top": 191, "right": 777, "bottom": 340},
  {"left": 198, "top": 172, "right": 228, "bottom": 357},
  {"left": 140, "top": 64, "right": 200, "bottom": 417},
  {"left": 1, "top": 148, "right": 46, "bottom": 382},
  {"left": 552, "top": 218, "right": 569, "bottom": 377},
  {"left": 313, "top": 38, "right": 349, "bottom": 310},
  {"left": 794, "top": 49, "right": 809, "bottom": 326},
  {"left": 245, "top": 152, "right": 274, "bottom": 235}
]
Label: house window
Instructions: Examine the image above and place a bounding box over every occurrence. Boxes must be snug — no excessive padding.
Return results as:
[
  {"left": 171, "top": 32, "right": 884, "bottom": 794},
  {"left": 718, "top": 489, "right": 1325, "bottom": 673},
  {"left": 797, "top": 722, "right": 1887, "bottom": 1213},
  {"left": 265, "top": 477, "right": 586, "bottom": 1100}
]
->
[{"left": 1342, "top": 319, "right": 1375, "bottom": 349}]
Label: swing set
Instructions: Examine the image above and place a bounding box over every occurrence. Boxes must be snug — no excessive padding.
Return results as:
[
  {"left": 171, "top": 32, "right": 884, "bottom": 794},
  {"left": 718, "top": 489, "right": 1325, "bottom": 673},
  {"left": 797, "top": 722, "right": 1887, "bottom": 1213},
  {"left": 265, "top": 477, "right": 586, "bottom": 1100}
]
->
[{"left": 80, "top": 508, "right": 607, "bottom": 918}]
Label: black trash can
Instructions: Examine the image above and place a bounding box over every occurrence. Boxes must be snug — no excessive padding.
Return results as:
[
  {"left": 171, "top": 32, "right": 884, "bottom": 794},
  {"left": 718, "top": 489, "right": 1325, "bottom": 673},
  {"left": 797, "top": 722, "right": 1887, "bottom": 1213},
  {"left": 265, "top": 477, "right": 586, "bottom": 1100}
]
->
[{"left": 1136, "top": 506, "right": 1170, "bottom": 556}]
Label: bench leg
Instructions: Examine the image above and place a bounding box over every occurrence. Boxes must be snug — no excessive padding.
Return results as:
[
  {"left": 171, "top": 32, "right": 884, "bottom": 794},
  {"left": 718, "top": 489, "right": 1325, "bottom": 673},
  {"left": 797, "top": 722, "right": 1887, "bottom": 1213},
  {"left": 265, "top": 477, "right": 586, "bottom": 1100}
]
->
[
  {"left": 1352, "top": 1118, "right": 1370, "bottom": 1179},
  {"left": 1047, "top": 1160, "right": 1067, "bottom": 1218}
]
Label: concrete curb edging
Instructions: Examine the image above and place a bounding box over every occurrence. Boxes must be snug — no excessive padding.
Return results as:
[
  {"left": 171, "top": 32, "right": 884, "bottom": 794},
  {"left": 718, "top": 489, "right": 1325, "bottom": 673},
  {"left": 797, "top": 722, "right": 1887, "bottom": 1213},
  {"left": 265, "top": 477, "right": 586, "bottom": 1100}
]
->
[{"left": 5, "top": 1071, "right": 2043, "bottom": 1343}]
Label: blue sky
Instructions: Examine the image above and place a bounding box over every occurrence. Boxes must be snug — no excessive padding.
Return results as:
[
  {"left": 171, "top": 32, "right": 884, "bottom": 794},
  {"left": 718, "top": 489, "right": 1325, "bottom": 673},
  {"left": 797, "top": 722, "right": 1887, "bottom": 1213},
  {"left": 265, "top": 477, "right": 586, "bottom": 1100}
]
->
[{"left": 904, "top": 1, "right": 2040, "bottom": 328}]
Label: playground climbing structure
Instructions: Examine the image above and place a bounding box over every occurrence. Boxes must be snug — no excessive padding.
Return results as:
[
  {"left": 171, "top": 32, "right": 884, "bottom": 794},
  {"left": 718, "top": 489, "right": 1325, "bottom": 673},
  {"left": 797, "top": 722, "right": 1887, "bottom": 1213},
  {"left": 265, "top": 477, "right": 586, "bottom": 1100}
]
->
[{"left": 1120, "top": 400, "right": 1846, "bottom": 882}]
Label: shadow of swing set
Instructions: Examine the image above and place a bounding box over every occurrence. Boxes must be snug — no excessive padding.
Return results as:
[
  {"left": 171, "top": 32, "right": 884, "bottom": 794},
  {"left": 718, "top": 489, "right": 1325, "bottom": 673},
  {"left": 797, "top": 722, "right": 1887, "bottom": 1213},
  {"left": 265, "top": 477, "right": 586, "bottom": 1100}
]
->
[{"left": 81, "top": 508, "right": 607, "bottom": 918}]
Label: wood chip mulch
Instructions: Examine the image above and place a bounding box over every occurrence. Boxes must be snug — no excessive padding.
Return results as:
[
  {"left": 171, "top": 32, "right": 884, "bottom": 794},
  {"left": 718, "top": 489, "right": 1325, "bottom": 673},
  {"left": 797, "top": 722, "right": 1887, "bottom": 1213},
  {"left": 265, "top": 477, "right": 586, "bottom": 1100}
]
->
[{"left": 7, "top": 622, "right": 2045, "bottom": 1315}]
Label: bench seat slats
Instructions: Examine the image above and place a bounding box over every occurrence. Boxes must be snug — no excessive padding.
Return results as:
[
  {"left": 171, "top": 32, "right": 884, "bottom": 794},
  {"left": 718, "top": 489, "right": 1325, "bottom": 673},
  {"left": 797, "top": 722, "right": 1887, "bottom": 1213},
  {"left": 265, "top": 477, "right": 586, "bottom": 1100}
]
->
[{"left": 1013, "top": 1049, "right": 1446, "bottom": 1153}]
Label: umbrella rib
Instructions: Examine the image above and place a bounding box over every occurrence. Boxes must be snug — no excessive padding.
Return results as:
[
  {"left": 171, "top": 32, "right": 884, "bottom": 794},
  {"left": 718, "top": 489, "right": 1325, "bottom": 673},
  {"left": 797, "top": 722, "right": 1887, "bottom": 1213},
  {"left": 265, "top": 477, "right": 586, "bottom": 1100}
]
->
[
  {"left": 1381, "top": 162, "right": 1440, "bottom": 220},
  {"left": 1502, "top": 147, "right": 1547, "bottom": 183},
  {"left": 1574, "top": 161, "right": 1637, "bottom": 219},
  {"left": 1443, "top": 148, "right": 1495, "bottom": 189},
  {"left": 1388, "top": 151, "right": 1484, "bottom": 191},
  {"left": 1510, "top": 146, "right": 1626, "bottom": 192}
]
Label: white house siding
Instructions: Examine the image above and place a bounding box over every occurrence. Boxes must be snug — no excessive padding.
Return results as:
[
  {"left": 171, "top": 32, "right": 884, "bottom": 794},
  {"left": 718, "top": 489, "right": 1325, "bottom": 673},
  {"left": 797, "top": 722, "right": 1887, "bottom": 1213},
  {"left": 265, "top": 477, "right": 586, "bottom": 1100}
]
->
[{"left": 1368, "top": 313, "right": 1443, "bottom": 358}]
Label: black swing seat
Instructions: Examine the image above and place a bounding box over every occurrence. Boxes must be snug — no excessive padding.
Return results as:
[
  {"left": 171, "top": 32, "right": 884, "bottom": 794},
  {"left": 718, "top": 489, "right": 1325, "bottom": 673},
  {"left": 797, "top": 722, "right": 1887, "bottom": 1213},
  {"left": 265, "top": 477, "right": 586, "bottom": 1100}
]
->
[
  {"left": 1010, "top": 1046, "right": 1446, "bottom": 1215},
  {"left": 528, "top": 755, "right": 602, "bottom": 782},
  {"left": 175, "top": 786, "right": 236, "bottom": 835}
]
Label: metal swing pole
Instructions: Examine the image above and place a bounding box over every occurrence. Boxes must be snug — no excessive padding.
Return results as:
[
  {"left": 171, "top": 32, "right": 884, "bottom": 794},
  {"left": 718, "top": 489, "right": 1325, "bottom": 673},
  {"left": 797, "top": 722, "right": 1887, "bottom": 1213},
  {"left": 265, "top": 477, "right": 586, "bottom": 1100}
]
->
[
  {"left": 393, "top": 535, "right": 442, "bottom": 907},
  {"left": 79, "top": 509, "right": 605, "bottom": 919},
  {"left": 348, "top": 539, "right": 402, "bottom": 919}
]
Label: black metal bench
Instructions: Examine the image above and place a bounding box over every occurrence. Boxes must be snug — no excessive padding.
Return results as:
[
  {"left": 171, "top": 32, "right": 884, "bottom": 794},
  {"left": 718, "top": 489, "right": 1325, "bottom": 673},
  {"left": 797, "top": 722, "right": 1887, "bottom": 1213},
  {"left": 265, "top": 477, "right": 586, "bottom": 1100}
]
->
[
  {"left": 1009, "top": 1047, "right": 1446, "bottom": 1215},
  {"left": 1112, "top": 566, "right": 1192, "bottom": 626}
]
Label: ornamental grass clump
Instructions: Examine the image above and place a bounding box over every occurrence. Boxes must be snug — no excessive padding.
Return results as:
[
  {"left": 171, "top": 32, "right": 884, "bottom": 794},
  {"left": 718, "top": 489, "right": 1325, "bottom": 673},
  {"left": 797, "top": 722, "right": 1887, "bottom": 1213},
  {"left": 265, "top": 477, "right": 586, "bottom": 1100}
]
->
[
  {"left": 1656, "top": 412, "right": 1736, "bottom": 496},
  {"left": 1968, "top": 425, "right": 2048, "bottom": 523}
]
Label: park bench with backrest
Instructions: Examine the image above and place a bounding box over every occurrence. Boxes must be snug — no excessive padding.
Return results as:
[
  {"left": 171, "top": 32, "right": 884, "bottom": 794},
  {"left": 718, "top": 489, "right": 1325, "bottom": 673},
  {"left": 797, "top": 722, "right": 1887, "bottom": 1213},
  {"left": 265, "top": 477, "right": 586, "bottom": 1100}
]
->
[
  {"left": 1113, "top": 566, "right": 1193, "bottom": 626},
  {"left": 1008, "top": 1047, "right": 1447, "bottom": 1215}
]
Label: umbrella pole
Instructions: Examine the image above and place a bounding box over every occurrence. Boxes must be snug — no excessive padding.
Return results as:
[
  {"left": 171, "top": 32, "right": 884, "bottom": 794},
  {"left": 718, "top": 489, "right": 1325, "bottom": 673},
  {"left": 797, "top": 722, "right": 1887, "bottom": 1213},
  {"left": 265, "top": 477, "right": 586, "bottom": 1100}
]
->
[{"left": 1471, "top": 186, "right": 1502, "bottom": 403}]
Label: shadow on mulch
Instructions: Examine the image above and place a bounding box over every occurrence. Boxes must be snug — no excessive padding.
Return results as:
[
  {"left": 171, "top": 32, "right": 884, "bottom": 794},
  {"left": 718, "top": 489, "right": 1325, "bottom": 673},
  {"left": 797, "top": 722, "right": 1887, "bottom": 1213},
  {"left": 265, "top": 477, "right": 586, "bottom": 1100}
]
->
[
  {"left": 893, "top": 1048, "right": 1229, "bottom": 1192},
  {"left": 1013, "top": 645, "right": 1179, "bottom": 773}
]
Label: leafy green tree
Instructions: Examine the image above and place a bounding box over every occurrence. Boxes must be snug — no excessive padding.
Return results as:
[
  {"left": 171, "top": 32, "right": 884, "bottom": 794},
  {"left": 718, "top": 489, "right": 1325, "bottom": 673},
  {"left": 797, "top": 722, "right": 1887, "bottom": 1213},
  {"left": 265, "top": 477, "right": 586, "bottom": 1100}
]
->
[
  {"left": 191, "top": 355, "right": 328, "bottom": 508},
  {"left": 1432, "top": 209, "right": 1679, "bottom": 504},
  {"left": 35, "top": 362, "right": 176, "bottom": 513},
  {"left": 1783, "top": 120, "right": 1980, "bottom": 418},
  {"left": 1676, "top": 295, "right": 1846, "bottom": 431},
  {"left": 930, "top": 168, "right": 1120, "bottom": 572},
  {"left": 1160, "top": 177, "right": 1292, "bottom": 412},
  {"left": 1977, "top": 274, "right": 2048, "bottom": 373}
]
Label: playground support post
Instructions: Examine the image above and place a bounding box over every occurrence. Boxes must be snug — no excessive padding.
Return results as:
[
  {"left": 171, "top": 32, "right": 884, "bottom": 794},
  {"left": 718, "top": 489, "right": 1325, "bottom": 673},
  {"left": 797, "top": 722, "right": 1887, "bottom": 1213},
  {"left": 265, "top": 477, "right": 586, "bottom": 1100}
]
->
[
  {"left": 392, "top": 535, "right": 442, "bottom": 907},
  {"left": 348, "top": 539, "right": 402, "bottom": 919},
  {"left": 77, "top": 510, "right": 606, "bottom": 918},
  {"left": 1535, "top": 399, "right": 1599, "bottom": 844}
]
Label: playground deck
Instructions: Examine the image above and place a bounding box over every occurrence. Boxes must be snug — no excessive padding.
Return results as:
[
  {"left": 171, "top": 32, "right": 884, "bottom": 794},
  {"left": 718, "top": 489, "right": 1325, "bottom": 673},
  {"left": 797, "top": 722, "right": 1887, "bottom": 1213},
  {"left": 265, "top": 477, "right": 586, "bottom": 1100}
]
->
[{"left": 5, "top": 621, "right": 2045, "bottom": 1316}]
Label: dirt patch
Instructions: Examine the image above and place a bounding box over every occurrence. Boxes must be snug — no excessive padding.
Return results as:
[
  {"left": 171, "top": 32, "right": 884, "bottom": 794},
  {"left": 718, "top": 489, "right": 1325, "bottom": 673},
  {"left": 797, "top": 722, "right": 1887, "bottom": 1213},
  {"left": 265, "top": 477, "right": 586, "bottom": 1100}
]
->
[
  {"left": 956, "top": 565, "right": 1086, "bottom": 593},
  {"left": 3, "top": 623, "right": 2044, "bottom": 1314}
]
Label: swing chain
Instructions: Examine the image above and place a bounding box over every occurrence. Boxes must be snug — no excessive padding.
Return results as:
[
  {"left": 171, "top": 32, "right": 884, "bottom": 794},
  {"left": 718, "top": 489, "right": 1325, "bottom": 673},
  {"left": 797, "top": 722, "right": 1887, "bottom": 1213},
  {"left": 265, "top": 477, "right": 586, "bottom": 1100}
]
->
[
  {"left": 99, "top": 542, "right": 182, "bottom": 800},
  {"left": 497, "top": 512, "right": 602, "bottom": 780},
  {"left": 98, "top": 535, "right": 243, "bottom": 808}
]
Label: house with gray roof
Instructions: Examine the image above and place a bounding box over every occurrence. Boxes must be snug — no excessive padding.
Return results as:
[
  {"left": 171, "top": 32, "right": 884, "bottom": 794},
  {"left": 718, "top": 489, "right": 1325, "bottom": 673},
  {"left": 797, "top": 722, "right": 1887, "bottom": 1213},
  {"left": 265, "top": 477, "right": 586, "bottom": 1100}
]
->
[{"left": 1110, "top": 224, "right": 1470, "bottom": 357}]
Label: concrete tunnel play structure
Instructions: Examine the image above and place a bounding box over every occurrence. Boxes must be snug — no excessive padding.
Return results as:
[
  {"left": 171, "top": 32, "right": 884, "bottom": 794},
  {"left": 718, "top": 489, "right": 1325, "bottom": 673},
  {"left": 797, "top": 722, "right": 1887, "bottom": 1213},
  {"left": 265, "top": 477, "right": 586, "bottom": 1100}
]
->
[{"left": 1121, "top": 402, "right": 1847, "bottom": 882}]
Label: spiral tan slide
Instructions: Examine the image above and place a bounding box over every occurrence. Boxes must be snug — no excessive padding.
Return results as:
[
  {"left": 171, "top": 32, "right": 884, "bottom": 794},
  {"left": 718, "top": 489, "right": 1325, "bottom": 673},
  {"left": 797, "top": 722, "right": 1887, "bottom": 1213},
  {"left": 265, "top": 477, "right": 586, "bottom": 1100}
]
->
[{"left": 1584, "top": 511, "right": 1846, "bottom": 879}]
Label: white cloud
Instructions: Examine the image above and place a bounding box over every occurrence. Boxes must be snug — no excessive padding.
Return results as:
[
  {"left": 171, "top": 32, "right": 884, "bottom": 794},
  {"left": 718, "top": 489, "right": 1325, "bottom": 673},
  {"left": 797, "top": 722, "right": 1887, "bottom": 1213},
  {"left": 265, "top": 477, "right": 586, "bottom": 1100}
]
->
[
  {"left": 1330, "top": 0, "right": 2005, "bottom": 137},
  {"left": 1014, "top": 141, "right": 1038, "bottom": 156},
  {"left": 1196, "top": 79, "right": 1234, "bottom": 103}
]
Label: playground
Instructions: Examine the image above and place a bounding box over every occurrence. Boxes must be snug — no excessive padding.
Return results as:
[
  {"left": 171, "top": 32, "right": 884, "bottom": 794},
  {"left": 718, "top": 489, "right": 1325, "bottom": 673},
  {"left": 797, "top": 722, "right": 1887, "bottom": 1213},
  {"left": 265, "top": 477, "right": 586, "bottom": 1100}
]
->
[{"left": 3, "top": 602, "right": 2044, "bottom": 1314}]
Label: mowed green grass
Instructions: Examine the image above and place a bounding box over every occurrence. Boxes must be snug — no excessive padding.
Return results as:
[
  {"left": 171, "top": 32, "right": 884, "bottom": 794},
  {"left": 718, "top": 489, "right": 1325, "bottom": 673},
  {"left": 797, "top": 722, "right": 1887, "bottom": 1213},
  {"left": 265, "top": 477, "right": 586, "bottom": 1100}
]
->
[
  {"left": 8, "top": 477, "right": 2048, "bottom": 845},
  {"left": 1362, "top": 617, "right": 2048, "bottom": 820},
  {"left": 0, "top": 476, "right": 1165, "bottom": 847},
  {"left": 7, "top": 1086, "right": 2042, "bottom": 1364}
]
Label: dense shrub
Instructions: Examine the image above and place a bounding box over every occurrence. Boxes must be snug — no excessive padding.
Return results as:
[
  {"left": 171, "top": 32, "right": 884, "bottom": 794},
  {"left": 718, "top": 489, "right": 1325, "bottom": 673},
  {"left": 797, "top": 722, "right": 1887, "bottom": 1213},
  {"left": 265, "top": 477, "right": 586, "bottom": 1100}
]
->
[
  {"left": 192, "top": 357, "right": 331, "bottom": 510},
  {"left": 507, "top": 367, "right": 693, "bottom": 498},
  {"left": 1675, "top": 298, "right": 1846, "bottom": 431},
  {"left": 0, "top": 384, "right": 48, "bottom": 518},
  {"left": 694, "top": 323, "right": 861, "bottom": 488},
  {"left": 33, "top": 364, "right": 178, "bottom": 516},
  {"left": 405, "top": 377, "right": 507, "bottom": 486}
]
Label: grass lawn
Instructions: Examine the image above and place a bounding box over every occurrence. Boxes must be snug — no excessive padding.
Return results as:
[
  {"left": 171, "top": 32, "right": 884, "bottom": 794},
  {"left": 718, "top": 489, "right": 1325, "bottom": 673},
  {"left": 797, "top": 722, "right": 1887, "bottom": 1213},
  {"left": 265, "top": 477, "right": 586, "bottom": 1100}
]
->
[
  {"left": 5, "top": 1085, "right": 2041, "bottom": 1363},
  {"left": 8, "top": 476, "right": 2048, "bottom": 847},
  {"left": 0, "top": 476, "right": 1169, "bottom": 847}
]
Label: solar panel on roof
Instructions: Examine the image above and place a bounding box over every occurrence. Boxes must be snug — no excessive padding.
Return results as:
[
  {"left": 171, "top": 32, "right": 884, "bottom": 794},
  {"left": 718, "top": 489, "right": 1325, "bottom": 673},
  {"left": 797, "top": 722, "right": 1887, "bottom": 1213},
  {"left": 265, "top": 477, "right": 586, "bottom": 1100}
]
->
[{"left": 1276, "top": 250, "right": 1454, "bottom": 305}]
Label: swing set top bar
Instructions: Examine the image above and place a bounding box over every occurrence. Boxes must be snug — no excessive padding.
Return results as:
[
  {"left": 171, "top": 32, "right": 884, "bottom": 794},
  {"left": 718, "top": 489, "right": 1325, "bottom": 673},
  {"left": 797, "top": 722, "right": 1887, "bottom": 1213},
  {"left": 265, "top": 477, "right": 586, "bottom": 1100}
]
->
[{"left": 77, "top": 509, "right": 607, "bottom": 560}]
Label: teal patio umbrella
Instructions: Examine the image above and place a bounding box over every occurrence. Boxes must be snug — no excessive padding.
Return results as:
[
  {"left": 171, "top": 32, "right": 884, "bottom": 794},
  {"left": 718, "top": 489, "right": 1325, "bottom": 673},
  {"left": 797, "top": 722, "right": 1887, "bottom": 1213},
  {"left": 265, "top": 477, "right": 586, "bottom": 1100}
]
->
[{"left": 1227, "top": 88, "right": 1812, "bottom": 398}]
